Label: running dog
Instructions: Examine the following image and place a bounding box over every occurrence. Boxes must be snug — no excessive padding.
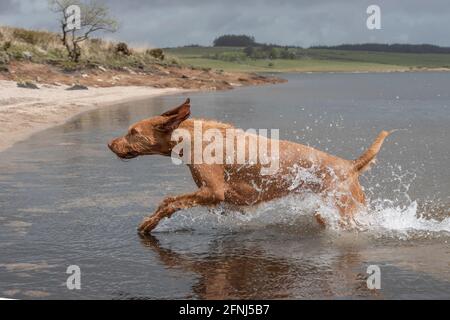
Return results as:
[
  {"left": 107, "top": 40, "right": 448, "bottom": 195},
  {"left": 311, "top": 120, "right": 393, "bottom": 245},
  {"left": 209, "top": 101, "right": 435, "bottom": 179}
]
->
[{"left": 108, "top": 98, "right": 393, "bottom": 234}]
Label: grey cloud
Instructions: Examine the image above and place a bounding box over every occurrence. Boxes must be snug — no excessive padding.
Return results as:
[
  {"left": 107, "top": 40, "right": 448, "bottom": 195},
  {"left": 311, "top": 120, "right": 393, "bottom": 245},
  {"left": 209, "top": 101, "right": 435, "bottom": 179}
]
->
[
  {"left": 1, "top": 0, "right": 450, "bottom": 47},
  {"left": 0, "top": 0, "right": 16, "bottom": 13}
]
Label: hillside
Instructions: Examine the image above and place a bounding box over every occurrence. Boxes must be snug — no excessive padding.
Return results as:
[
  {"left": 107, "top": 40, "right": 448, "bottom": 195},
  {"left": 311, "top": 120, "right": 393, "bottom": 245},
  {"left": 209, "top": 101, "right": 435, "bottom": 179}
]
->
[
  {"left": 165, "top": 46, "right": 450, "bottom": 73},
  {"left": 0, "top": 26, "right": 281, "bottom": 89},
  {"left": 2, "top": 26, "right": 450, "bottom": 88}
]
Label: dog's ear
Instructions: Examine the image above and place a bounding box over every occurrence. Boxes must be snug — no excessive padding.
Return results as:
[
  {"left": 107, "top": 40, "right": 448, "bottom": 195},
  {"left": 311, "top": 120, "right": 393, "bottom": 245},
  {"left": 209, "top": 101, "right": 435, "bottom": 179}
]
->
[
  {"left": 161, "top": 98, "right": 190, "bottom": 117},
  {"left": 157, "top": 98, "right": 191, "bottom": 132}
]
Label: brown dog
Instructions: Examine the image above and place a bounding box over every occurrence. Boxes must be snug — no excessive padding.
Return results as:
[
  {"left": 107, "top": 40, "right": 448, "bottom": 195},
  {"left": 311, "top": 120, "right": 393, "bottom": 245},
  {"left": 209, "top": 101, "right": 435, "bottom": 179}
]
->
[{"left": 108, "top": 98, "right": 393, "bottom": 234}]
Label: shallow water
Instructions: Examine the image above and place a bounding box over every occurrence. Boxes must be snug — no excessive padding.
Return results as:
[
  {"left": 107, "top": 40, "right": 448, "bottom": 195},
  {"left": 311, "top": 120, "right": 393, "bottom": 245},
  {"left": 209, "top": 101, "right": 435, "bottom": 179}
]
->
[{"left": 0, "top": 72, "right": 449, "bottom": 299}]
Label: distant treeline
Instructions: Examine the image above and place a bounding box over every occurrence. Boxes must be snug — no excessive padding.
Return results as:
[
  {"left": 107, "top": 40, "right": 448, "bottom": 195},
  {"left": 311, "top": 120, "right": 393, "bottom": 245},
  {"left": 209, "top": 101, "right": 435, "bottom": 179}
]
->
[
  {"left": 212, "top": 35, "right": 450, "bottom": 55},
  {"left": 213, "top": 35, "right": 257, "bottom": 47},
  {"left": 311, "top": 43, "right": 450, "bottom": 54},
  {"left": 212, "top": 34, "right": 289, "bottom": 49}
]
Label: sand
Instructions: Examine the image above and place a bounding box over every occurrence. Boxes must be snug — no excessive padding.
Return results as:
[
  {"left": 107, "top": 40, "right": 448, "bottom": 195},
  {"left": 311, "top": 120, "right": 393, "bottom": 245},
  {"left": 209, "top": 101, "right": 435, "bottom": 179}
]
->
[{"left": 0, "top": 80, "right": 187, "bottom": 152}]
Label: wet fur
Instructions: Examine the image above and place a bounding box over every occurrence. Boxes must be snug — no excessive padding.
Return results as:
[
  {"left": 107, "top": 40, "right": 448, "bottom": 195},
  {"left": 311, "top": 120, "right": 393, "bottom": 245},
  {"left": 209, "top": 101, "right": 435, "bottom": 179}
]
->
[{"left": 108, "top": 98, "right": 393, "bottom": 234}]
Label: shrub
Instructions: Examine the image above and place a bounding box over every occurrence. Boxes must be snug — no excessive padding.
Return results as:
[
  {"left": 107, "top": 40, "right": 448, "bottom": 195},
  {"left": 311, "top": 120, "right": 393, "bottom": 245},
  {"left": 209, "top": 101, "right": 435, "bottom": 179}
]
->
[
  {"left": 0, "top": 51, "right": 10, "bottom": 65},
  {"left": 3, "top": 41, "right": 11, "bottom": 51},
  {"left": 115, "top": 42, "right": 132, "bottom": 56},
  {"left": 146, "top": 48, "right": 165, "bottom": 60},
  {"left": 280, "top": 48, "right": 296, "bottom": 59}
]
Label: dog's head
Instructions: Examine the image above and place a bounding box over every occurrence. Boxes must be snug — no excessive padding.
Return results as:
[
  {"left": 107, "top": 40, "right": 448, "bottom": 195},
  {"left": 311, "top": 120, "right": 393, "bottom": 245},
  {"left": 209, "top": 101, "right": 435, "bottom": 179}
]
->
[{"left": 108, "top": 98, "right": 191, "bottom": 159}]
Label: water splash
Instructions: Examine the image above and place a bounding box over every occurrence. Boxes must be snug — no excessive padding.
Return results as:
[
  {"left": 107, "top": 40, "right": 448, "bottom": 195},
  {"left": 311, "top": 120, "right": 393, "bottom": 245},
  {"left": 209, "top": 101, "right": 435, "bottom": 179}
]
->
[
  {"left": 156, "top": 195, "right": 449, "bottom": 238},
  {"left": 360, "top": 163, "right": 450, "bottom": 238},
  {"left": 156, "top": 164, "right": 449, "bottom": 239},
  {"left": 357, "top": 201, "right": 450, "bottom": 238},
  {"left": 156, "top": 193, "right": 336, "bottom": 233}
]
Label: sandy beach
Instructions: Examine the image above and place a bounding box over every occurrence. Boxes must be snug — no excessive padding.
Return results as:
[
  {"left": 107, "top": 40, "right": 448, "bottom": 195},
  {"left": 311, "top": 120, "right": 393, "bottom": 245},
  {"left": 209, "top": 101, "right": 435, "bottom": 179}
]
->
[{"left": 0, "top": 80, "right": 187, "bottom": 152}]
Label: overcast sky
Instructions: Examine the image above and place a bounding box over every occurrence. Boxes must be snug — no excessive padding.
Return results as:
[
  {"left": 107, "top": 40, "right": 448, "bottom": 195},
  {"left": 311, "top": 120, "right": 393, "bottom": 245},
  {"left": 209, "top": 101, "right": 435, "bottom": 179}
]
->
[{"left": 1, "top": 0, "right": 449, "bottom": 48}]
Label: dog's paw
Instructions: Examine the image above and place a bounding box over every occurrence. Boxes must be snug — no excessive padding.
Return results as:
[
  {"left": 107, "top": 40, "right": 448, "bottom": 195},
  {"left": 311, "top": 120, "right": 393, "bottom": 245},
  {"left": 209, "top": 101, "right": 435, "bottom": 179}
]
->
[{"left": 138, "top": 217, "right": 160, "bottom": 234}]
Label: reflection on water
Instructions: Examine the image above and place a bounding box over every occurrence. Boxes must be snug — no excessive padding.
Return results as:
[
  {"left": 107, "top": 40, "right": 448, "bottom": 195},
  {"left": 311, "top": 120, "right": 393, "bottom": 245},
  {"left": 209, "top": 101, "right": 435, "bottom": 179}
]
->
[
  {"left": 0, "top": 73, "right": 449, "bottom": 299},
  {"left": 138, "top": 234, "right": 372, "bottom": 300}
]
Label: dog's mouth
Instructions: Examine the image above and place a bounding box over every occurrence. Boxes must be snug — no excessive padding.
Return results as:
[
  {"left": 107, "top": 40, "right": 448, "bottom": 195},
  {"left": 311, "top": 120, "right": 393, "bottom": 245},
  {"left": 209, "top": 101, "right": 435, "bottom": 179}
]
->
[
  {"left": 117, "top": 151, "right": 139, "bottom": 159},
  {"left": 108, "top": 143, "right": 140, "bottom": 159}
]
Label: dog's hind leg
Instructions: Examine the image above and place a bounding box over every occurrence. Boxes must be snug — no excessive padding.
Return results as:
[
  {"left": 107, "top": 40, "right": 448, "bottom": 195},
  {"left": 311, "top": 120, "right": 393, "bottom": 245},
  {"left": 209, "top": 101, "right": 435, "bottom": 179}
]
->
[{"left": 334, "top": 184, "right": 367, "bottom": 230}]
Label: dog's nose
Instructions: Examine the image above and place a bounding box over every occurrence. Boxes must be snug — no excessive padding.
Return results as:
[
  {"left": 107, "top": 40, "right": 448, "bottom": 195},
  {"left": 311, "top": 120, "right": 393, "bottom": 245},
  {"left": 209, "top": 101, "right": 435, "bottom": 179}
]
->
[{"left": 107, "top": 140, "right": 114, "bottom": 150}]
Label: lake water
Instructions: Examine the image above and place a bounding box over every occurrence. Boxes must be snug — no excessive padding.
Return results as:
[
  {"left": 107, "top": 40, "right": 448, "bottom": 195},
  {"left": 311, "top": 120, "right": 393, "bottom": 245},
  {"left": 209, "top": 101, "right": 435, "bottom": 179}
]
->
[{"left": 0, "top": 73, "right": 449, "bottom": 299}]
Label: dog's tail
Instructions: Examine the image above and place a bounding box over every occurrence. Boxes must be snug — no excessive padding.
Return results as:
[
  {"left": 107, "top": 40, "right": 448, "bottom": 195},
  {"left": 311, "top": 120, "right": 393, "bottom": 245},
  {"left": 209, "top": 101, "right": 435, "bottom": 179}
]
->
[{"left": 352, "top": 130, "right": 398, "bottom": 173}]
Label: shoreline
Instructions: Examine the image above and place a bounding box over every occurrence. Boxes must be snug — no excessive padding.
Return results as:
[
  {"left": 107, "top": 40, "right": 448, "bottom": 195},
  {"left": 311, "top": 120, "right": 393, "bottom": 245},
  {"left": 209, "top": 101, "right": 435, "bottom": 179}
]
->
[
  {"left": 1, "top": 67, "right": 445, "bottom": 153},
  {"left": 0, "top": 80, "right": 190, "bottom": 153},
  {"left": 255, "top": 66, "right": 450, "bottom": 74}
]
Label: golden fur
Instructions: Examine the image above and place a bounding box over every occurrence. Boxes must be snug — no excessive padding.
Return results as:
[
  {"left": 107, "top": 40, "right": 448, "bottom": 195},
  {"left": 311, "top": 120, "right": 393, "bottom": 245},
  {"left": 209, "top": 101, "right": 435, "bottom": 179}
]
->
[{"left": 108, "top": 98, "right": 393, "bottom": 233}]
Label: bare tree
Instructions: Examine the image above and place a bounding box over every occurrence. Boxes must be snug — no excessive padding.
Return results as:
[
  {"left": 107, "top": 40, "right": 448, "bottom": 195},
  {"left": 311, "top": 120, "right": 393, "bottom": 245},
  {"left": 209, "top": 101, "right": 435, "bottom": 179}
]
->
[{"left": 50, "top": 0, "right": 118, "bottom": 62}]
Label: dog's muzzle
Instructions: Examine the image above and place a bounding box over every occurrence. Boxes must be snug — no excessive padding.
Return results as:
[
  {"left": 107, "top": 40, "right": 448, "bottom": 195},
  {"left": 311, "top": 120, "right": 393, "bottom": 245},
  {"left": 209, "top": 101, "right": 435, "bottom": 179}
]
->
[{"left": 108, "top": 140, "right": 139, "bottom": 159}]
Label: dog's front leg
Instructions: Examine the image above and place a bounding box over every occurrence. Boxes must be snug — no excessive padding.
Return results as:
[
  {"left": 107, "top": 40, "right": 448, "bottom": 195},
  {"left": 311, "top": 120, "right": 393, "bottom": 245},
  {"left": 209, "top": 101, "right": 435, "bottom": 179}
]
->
[{"left": 138, "top": 187, "right": 224, "bottom": 234}]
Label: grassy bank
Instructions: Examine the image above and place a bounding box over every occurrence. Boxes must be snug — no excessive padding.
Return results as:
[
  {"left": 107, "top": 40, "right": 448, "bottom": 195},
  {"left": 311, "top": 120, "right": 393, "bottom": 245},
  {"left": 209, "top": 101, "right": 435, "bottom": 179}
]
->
[
  {"left": 0, "top": 26, "right": 181, "bottom": 72},
  {"left": 165, "top": 46, "right": 450, "bottom": 73},
  {"left": 0, "top": 26, "right": 282, "bottom": 89},
  {"left": 2, "top": 24, "right": 449, "bottom": 89}
]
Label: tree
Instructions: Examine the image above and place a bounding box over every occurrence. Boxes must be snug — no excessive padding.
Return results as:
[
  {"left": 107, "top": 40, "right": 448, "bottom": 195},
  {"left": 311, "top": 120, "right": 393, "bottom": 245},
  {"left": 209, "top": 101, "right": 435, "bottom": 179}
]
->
[
  {"left": 50, "top": 0, "right": 118, "bottom": 62},
  {"left": 213, "top": 35, "right": 256, "bottom": 47}
]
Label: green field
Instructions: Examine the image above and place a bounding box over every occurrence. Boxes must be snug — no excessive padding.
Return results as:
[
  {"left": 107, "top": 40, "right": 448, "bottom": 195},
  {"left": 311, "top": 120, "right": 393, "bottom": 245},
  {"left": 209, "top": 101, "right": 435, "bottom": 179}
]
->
[{"left": 165, "top": 46, "right": 450, "bottom": 73}]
